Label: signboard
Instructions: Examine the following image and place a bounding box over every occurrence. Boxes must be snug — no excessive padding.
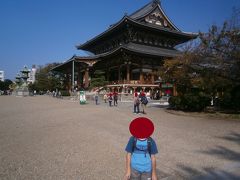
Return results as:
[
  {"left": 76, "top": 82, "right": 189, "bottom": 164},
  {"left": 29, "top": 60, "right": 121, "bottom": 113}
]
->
[{"left": 79, "top": 91, "right": 86, "bottom": 104}]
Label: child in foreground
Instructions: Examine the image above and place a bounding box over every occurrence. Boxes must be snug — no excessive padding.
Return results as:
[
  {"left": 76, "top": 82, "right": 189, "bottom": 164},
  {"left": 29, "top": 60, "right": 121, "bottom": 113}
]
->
[{"left": 125, "top": 117, "right": 158, "bottom": 180}]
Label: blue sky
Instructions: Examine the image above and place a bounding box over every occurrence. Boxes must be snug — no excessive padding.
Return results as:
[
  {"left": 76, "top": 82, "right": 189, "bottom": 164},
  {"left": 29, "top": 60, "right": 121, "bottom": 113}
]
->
[{"left": 0, "top": 0, "right": 239, "bottom": 80}]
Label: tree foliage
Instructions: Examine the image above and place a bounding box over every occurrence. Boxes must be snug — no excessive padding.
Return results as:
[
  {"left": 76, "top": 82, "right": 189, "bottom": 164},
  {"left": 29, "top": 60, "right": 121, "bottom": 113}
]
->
[
  {"left": 33, "top": 63, "right": 66, "bottom": 92},
  {"left": 0, "top": 79, "right": 13, "bottom": 91},
  {"left": 90, "top": 70, "right": 107, "bottom": 89},
  {"left": 162, "top": 8, "right": 240, "bottom": 111}
]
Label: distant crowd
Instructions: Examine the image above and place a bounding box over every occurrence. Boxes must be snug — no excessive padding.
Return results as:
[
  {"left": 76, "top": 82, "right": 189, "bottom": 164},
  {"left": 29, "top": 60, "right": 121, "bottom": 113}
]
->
[
  {"left": 94, "top": 90, "right": 149, "bottom": 114},
  {"left": 45, "top": 88, "right": 156, "bottom": 114}
]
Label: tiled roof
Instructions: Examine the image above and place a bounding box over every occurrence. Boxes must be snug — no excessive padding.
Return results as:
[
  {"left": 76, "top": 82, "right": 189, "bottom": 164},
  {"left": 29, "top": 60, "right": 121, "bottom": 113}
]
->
[
  {"left": 124, "top": 43, "right": 181, "bottom": 57},
  {"left": 77, "top": 0, "right": 198, "bottom": 51},
  {"left": 52, "top": 42, "right": 181, "bottom": 72}
]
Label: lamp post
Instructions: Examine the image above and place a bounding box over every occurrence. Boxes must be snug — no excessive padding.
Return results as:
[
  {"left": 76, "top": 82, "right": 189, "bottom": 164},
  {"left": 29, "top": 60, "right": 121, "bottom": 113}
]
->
[
  {"left": 14, "top": 73, "right": 21, "bottom": 96},
  {"left": 15, "top": 73, "right": 21, "bottom": 85},
  {"left": 20, "top": 66, "right": 30, "bottom": 85},
  {"left": 124, "top": 61, "right": 131, "bottom": 83},
  {"left": 15, "top": 66, "right": 30, "bottom": 96}
]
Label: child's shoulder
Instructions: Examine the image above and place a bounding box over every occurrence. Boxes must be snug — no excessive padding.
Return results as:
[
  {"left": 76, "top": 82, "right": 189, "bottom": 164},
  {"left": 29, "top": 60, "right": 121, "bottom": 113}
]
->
[
  {"left": 128, "top": 136, "right": 136, "bottom": 142},
  {"left": 148, "top": 136, "right": 156, "bottom": 141}
]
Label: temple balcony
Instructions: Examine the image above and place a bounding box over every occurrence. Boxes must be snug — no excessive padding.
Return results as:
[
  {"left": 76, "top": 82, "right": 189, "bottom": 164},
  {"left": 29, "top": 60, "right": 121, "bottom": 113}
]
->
[{"left": 107, "top": 80, "right": 156, "bottom": 86}]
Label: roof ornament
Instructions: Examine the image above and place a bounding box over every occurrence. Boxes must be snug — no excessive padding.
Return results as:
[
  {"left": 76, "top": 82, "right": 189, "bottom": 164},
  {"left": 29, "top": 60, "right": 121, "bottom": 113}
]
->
[{"left": 152, "top": 0, "right": 161, "bottom": 6}]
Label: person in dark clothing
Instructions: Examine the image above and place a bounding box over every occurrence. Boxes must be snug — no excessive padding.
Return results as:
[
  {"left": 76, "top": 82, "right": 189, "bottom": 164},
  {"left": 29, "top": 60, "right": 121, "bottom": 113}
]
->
[
  {"left": 108, "top": 92, "right": 113, "bottom": 107},
  {"left": 113, "top": 91, "right": 118, "bottom": 106},
  {"left": 139, "top": 91, "right": 148, "bottom": 114}
]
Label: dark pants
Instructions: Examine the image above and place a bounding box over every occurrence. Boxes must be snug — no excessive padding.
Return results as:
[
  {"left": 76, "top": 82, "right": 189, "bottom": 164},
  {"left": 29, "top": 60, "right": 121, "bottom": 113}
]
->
[
  {"left": 130, "top": 168, "right": 151, "bottom": 180},
  {"left": 114, "top": 99, "right": 118, "bottom": 106},
  {"left": 134, "top": 104, "right": 140, "bottom": 113}
]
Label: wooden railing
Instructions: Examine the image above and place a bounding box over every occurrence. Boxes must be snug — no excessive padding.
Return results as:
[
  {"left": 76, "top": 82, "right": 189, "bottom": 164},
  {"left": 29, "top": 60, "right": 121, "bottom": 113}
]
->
[{"left": 108, "top": 80, "right": 154, "bottom": 85}]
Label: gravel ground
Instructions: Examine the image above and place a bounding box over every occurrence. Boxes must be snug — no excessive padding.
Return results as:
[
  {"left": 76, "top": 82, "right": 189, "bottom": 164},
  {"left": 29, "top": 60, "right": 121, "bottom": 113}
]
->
[{"left": 0, "top": 95, "right": 240, "bottom": 180}]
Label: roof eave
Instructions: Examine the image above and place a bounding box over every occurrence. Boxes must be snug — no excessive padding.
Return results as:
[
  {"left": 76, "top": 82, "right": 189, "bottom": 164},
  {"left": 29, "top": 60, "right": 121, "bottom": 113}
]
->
[
  {"left": 95, "top": 44, "right": 181, "bottom": 59},
  {"left": 127, "top": 18, "right": 198, "bottom": 40}
]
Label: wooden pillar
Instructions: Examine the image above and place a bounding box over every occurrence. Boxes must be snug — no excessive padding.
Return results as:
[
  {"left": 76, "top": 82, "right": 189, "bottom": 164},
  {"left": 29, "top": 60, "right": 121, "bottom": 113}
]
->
[
  {"left": 160, "top": 89, "right": 162, "bottom": 97},
  {"left": 127, "top": 64, "right": 130, "bottom": 83},
  {"left": 173, "top": 83, "right": 177, "bottom": 96},
  {"left": 66, "top": 73, "right": 70, "bottom": 91},
  {"left": 133, "top": 87, "right": 136, "bottom": 93},
  {"left": 84, "top": 68, "right": 89, "bottom": 88},
  {"left": 72, "top": 60, "right": 75, "bottom": 90},
  {"left": 67, "top": 68, "right": 71, "bottom": 91},
  {"left": 140, "top": 68, "right": 143, "bottom": 84},
  {"left": 77, "top": 67, "right": 81, "bottom": 89},
  {"left": 151, "top": 71, "right": 155, "bottom": 84}
]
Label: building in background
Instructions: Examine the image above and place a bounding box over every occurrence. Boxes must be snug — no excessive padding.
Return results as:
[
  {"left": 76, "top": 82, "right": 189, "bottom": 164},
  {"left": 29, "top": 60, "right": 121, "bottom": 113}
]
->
[
  {"left": 28, "top": 65, "right": 37, "bottom": 83},
  {"left": 52, "top": 0, "right": 197, "bottom": 96},
  {"left": 0, "top": 70, "right": 4, "bottom": 81}
]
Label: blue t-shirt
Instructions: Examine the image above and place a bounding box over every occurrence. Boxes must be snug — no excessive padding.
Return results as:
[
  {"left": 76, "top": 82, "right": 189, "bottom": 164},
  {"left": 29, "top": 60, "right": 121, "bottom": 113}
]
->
[{"left": 125, "top": 136, "right": 158, "bottom": 173}]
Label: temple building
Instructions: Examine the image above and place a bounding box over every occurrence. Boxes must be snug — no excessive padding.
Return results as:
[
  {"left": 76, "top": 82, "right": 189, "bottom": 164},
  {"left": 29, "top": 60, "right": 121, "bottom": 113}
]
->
[{"left": 52, "top": 0, "right": 197, "bottom": 96}]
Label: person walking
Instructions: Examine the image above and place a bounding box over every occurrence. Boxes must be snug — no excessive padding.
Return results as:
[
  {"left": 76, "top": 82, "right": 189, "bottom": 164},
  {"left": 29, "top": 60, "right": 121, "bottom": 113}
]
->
[
  {"left": 108, "top": 92, "right": 113, "bottom": 107},
  {"left": 113, "top": 91, "right": 118, "bottom": 106},
  {"left": 103, "top": 93, "right": 108, "bottom": 103},
  {"left": 139, "top": 91, "right": 148, "bottom": 114},
  {"left": 133, "top": 92, "right": 140, "bottom": 114},
  {"left": 94, "top": 92, "right": 99, "bottom": 105}
]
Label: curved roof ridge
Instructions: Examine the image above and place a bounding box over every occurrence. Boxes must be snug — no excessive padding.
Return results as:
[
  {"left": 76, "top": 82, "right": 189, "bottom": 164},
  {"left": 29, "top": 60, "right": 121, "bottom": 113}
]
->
[
  {"left": 129, "top": 1, "right": 155, "bottom": 19},
  {"left": 77, "top": 15, "right": 197, "bottom": 51},
  {"left": 127, "top": 17, "right": 196, "bottom": 38},
  {"left": 157, "top": 4, "right": 180, "bottom": 31},
  {"left": 132, "top": 4, "right": 158, "bottom": 20},
  {"left": 129, "top": 1, "right": 180, "bottom": 32},
  {"left": 129, "top": 0, "right": 160, "bottom": 19}
]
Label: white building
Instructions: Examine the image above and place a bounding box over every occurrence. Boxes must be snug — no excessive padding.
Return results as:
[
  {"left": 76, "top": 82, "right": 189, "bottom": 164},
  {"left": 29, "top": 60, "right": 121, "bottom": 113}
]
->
[
  {"left": 0, "top": 71, "right": 4, "bottom": 81},
  {"left": 28, "top": 65, "right": 37, "bottom": 83}
]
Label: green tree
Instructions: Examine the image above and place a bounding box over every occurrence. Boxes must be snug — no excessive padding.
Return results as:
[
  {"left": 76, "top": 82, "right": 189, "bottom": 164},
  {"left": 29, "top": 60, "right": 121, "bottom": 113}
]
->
[
  {"left": 90, "top": 70, "right": 107, "bottom": 90},
  {"left": 196, "top": 8, "right": 240, "bottom": 110},
  {"left": 34, "top": 63, "right": 65, "bottom": 92},
  {"left": 0, "top": 79, "right": 13, "bottom": 91},
  {"left": 163, "top": 8, "right": 240, "bottom": 111}
]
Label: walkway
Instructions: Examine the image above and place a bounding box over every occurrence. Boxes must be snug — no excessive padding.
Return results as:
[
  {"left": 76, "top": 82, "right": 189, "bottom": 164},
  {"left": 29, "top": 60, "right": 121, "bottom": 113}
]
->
[{"left": 0, "top": 96, "right": 239, "bottom": 179}]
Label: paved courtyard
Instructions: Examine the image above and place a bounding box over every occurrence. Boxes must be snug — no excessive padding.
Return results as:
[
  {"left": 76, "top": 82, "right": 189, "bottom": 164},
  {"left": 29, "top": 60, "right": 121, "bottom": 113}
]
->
[{"left": 0, "top": 95, "right": 240, "bottom": 180}]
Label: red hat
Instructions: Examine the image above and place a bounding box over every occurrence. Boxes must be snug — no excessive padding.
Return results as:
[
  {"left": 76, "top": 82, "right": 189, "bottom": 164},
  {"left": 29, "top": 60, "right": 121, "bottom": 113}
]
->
[{"left": 129, "top": 117, "right": 154, "bottom": 138}]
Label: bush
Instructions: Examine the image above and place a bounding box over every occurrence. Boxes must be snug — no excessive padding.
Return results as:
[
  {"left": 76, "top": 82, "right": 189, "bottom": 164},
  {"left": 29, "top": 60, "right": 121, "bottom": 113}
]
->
[
  {"left": 169, "top": 92, "right": 211, "bottom": 111},
  {"left": 61, "top": 90, "right": 70, "bottom": 96},
  {"left": 218, "top": 86, "right": 240, "bottom": 111},
  {"left": 169, "top": 96, "right": 182, "bottom": 109},
  {"left": 231, "top": 86, "right": 240, "bottom": 110}
]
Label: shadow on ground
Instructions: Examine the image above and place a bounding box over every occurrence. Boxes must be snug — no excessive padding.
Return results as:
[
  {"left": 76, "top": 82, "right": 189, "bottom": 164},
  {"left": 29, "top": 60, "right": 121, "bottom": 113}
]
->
[
  {"left": 217, "top": 132, "right": 240, "bottom": 146},
  {"left": 199, "top": 132, "right": 240, "bottom": 162},
  {"left": 156, "top": 168, "right": 171, "bottom": 179},
  {"left": 174, "top": 132, "right": 240, "bottom": 180},
  {"left": 176, "top": 164, "right": 240, "bottom": 180}
]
